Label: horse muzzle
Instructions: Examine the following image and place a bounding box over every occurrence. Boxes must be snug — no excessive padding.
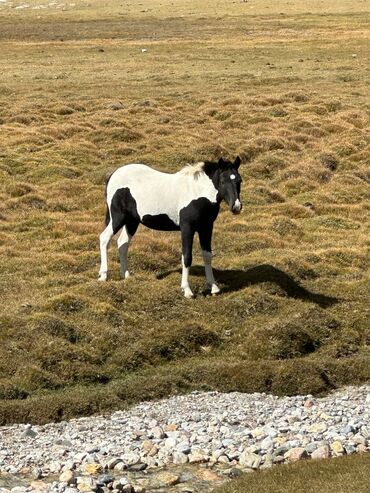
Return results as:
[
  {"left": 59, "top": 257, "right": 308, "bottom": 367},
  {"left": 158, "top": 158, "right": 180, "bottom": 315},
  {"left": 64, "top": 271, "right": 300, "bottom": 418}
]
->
[{"left": 231, "top": 199, "right": 242, "bottom": 214}]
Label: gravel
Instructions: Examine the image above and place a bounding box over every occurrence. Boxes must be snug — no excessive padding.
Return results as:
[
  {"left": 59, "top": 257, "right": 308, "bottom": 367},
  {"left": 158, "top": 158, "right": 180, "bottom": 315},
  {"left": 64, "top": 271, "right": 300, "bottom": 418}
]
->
[{"left": 0, "top": 385, "right": 369, "bottom": 492}]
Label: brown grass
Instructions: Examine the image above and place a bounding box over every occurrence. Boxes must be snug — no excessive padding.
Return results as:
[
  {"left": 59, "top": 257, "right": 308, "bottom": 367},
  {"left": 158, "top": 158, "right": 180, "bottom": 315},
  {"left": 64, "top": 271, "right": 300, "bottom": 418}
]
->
[{"left": 0, "top": 0, "right": 369, "bottom": 425}]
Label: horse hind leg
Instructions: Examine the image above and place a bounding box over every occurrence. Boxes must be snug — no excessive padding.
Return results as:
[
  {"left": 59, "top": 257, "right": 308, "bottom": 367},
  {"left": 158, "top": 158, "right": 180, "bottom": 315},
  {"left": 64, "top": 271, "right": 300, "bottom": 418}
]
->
[
  {"left": 117, "top": 220, "right": 139, "bottom": 279},
  {"left": 99, "top": 222, "right": 114, "bottom": 281}
]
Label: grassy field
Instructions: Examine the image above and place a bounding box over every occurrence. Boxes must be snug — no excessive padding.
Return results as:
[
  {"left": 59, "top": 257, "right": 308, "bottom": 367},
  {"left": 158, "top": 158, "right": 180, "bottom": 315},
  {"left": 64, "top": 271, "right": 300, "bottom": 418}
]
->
[
  {"left": 0, "top": 0, "right": 369, "bottom": 425},
  {"left": 214, "top": 453, "right": 370, "bottom": 493}
]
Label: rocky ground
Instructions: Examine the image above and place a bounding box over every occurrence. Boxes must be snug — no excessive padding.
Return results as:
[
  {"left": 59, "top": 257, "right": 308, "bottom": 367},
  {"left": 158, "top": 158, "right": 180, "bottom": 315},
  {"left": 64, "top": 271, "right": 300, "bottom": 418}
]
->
[{"left": 1, "top": 385, "right": 369, "bottom": 493}]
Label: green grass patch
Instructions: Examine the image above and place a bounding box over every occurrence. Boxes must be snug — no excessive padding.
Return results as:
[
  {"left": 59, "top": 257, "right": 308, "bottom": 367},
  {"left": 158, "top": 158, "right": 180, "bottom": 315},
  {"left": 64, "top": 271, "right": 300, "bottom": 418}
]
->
[{"left": 214, "top": 453, "right": 370, "bottom": 493}]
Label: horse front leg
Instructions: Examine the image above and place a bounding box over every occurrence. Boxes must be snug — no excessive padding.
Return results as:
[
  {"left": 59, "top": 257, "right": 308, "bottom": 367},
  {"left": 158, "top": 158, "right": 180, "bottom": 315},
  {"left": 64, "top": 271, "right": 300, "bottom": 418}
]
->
[
  {"left": 198, "top": 224, "right": 221, "bottom": 295},
  {"left": 181, "top": 224, "right": 195, "bottom": 298}
]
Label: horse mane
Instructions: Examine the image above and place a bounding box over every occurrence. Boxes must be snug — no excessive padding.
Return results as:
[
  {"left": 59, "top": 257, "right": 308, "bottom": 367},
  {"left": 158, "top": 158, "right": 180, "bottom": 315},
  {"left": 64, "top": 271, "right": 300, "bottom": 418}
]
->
[{"left": 178, "top": 162, "right": 206, "bottom": 180}]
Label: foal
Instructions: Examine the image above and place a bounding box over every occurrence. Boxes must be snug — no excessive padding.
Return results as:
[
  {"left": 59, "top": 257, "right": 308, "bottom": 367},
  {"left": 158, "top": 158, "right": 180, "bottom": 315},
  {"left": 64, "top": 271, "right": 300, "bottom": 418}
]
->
[{"left": 99, "top": 157, "right": 242, "bottom": 298}]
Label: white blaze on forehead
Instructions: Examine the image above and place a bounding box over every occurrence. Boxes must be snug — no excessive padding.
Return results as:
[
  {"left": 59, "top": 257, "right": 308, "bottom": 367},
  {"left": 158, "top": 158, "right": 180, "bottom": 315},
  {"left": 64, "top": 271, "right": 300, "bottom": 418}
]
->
[{"left": 230, "top": 174, "right": 236, "bottom": 180}]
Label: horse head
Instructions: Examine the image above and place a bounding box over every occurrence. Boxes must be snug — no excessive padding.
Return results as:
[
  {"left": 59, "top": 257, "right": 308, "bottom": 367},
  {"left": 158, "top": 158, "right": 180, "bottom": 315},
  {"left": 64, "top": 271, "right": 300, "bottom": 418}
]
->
[{"left": 204, "top": 156, "right": 243, "bottom": 214}]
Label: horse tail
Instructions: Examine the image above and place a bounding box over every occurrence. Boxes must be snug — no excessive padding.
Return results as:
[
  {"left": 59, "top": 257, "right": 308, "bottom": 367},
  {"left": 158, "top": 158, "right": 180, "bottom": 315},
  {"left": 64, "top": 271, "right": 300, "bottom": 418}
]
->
[{"left": 104, "top": 170, "right": 115, "bottom": 226}]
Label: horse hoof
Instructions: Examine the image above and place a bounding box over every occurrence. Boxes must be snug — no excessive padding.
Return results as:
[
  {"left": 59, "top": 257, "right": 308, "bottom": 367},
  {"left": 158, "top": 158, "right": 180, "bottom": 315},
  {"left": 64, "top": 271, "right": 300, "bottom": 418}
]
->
[
  {"left": 211, "top": 285, "right": 221, "bottom": 295},
  {"left": 98, "top": 275, "right": 107, "bottom": 282},
  {"left": 182, "top": 288, "right": 194, "bottom": 299}
]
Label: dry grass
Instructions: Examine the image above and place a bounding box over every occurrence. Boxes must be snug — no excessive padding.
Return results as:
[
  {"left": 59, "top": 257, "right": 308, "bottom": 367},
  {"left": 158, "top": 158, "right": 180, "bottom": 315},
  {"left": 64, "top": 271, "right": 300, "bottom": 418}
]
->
[{"left": 0, "top": 0, "right": 369, "bottom": 424}]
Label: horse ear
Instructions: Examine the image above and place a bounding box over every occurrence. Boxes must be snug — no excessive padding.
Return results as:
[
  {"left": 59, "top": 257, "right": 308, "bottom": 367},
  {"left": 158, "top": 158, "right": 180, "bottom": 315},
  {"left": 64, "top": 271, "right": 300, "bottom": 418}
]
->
[
  {"left": 234, "top": 156, "right": 241, "bottom": 169},
  {"left": 218, "top": 157, "right": 230, "bottom": 170}
]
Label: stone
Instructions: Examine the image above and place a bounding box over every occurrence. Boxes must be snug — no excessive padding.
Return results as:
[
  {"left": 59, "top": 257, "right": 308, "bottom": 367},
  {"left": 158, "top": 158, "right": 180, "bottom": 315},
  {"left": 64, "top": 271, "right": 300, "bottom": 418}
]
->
[
  {"left": 260, "top": 437, "right": 273, "bottom": 450},
  {"left": 31, "top": 467, "right": 43, "bottom": 480},
  {"left": 196, "top": 469, "right": 220, "bottom": 481},
  {"left": 285, "top": 447, "right": 309, "bottom": 462},
  {"left": 106, "top": 457, "right": 122, "bottom": 469},
  {"left": 114, "top": 462, "right": 127, "bottom": 472},
  {"left": 121, "top": 486, "right": 134, "bottom": 493},
  {"left": 122, "top": 452, "right": 140, "bottom": 466},
  {"left": 164, "top": 423, "right": 178, "bottom": 432},
  {"left": 357, "top": 444, "right": 367, "bottom": 453},
  {"left": 344, "top": 444, "right": 356, "bottom": 455},
  {"left": 148, "top": 445, "right": 159, "bottom": 457},
  {"left": 77, "top": 477, "right": 98, "bottom": 492},
  {"left": 307, "top": 422, "right": 327, "bottom": 433},
  {"left": 97, "top": 474, "right": 114, "bottom": 485},
  {"left": 311, "top": 445, "right": 330, "bottom": 460},
  {"left": 239, "top": 451, "right": 262, "bottom": 469},
  {"left": 128, "top": 462, "right": 147, "bottom": 471},
  {"left": 151, "top": 426, "right": 165, "bottom": 439},
  {"left": 22, "top": 426, "right": 38, "bottom": 439},
  {"left": 142, "top": 440, "right": 154, "bottom": 453},
  {"left": 83, "top": 463, "right": 102, "bottom": 475},
  {"left": 353, "top": 433, "right": 366, "bottom": 445},
  {"left": 188, "top": 451, "right": 209, "bottom": 464},
  {"left": 217, "top": 455, "right": 230, "bottom": 464},
  {"left": 153, "top": 472, "right": 180, "bottom": 487},
  {"left": 173, "top": 452, "right": 188, "bottom": 464},
  {"left": 112, "top": 478, "right": 130, "bottom": 490},
  {"left": 331, "top": 441, "right": 344, "bottom": 456},
  {"left": 59, "top": 470, "right": 76, "bottom": 485},
  {"left": 29, "top": 481, "right": 48, "bottom": 491}
]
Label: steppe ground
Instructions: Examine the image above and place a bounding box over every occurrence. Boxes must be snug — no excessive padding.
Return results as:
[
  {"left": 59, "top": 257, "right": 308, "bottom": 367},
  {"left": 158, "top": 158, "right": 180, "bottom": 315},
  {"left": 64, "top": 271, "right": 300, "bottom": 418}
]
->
[{"left": 0, "top": 0, "right": 369, "bottom": 425}]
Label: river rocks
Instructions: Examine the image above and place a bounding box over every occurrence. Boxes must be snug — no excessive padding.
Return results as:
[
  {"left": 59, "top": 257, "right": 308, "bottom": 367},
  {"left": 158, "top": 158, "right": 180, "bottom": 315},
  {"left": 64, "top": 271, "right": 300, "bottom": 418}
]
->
[{"left": 1, "top": 385, "right": 369, "bottom": 492}]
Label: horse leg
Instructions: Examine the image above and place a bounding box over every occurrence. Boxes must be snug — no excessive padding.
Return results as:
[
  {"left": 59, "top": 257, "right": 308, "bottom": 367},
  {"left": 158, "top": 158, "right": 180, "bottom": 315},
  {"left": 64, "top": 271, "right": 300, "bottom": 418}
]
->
[
  {"left": 117, "top": 220, "right": 139, "bottom": 279},
  {"left": 181, "top": 224, "right": 195, "bottom": 298},
  {"left": 98, "top": 222, "right": 114, "bottom": 281},
  {"left": 198, "top": 224, "right": 220, "bottom": 295}
]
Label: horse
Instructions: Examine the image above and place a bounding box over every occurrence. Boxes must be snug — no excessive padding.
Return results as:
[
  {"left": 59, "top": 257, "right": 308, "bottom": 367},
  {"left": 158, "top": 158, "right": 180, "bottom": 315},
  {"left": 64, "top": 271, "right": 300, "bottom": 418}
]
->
[{"left": 98, "top": 156, "right": 243, "bottom": 298}]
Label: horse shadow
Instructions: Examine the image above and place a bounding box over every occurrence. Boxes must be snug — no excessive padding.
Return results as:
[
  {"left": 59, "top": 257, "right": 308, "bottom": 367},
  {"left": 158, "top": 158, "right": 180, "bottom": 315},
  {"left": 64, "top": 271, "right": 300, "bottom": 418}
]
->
[{"left": 157, "top": 264, "right": 338, "bottom": 308}]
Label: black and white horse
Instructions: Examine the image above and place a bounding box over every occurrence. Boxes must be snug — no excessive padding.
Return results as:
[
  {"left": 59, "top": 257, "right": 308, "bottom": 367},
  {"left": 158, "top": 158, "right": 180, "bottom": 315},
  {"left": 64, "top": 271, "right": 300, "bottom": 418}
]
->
[{"left": 99, "top": 157, "right": 242, "bottom": 298}]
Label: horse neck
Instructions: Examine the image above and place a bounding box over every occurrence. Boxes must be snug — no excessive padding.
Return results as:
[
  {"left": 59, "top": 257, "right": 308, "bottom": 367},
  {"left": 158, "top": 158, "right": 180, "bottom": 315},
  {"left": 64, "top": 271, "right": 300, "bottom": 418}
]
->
[{"left": 182, "top": 171, "right": 218, "bottom": 199}]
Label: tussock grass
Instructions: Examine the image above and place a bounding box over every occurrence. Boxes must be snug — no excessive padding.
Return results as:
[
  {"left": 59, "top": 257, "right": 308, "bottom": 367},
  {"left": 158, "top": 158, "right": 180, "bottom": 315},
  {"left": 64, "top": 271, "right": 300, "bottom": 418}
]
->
[{"left": 0, "top": 0, "right": 369, "bottom": 425}]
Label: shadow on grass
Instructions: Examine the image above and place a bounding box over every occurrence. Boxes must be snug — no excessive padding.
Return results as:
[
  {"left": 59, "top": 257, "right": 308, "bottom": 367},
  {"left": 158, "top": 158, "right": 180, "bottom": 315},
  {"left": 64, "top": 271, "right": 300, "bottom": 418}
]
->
[{"left": 157, "top": 264, "right": 338, "bottom": 308}]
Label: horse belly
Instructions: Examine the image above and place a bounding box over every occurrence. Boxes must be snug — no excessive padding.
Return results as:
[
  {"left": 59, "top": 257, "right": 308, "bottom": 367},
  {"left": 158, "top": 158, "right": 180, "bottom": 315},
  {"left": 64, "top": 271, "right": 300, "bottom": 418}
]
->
[{"left": 141, "top": 213, "right": 180, "bottom": 231}]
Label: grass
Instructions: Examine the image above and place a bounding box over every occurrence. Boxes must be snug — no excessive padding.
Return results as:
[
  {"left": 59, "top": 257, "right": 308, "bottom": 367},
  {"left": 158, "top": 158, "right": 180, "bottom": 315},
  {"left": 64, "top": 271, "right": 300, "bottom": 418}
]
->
[
  {"left": 214, "top": 453, "right": 370, "bottom": 493},
  {"left": 0, "top": 0, "right": 369, "bottom": 425}
]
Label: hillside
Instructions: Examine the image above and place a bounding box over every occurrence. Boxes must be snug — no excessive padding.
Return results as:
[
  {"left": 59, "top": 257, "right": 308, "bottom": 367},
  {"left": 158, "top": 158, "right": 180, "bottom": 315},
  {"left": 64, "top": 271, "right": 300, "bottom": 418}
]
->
[{"left": 0, "top": 0, "right": 369, "bottom": 425}]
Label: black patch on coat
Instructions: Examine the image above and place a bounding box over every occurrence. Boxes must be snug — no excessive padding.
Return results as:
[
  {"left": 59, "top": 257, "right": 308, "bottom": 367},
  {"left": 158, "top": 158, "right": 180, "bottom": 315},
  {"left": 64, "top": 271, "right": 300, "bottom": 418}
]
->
[
  {"left": 179, "top": 197, "right": 220, "bottom": 229},
  {"left": 179, "top": 197, "right": 220, "bottom": 267},
  {"left": 141, "top": 214, "right": 180, "bottom": 231},
  {"left": 110, "top": 187, "right": 140, "bottom": 235}
]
